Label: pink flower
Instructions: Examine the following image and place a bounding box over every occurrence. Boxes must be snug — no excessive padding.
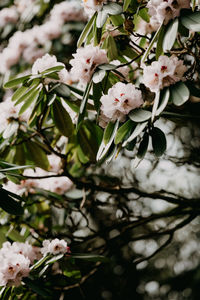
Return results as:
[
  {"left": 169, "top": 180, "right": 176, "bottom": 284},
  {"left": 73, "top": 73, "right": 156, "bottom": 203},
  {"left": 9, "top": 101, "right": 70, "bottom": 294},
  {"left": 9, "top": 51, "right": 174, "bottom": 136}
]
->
[
  {"left": 41, "top": 239, "right": 68, "bottom": 255},
  {"left": 142, "top": 55, "right": 187, "bottom": 92},
  {"left": 100, "top": 82, "right": 143, "bottom": 123},
  {"left": 70, "top": 45, "right": 108, "bottom": 83},
  {"left": 147, "top": 0, "right": 190, "bottom": 25}
]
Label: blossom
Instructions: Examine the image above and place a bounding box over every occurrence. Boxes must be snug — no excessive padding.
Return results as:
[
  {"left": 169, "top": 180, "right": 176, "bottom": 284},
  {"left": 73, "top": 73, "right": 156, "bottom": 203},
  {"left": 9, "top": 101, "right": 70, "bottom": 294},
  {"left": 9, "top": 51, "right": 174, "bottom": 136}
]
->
[
  {"left": 50, "top": 1, "right": 87, "bottom": 23},
  {"left": 142, "top": 55, "right": 187, "bottom": 92},
  {"left": 41, "top": 239, "right": 68, "bottom": 255},
  {"left": 70, "top": 45, "right": 108, "bottom": 83},
  {"left": 147, "top": 0, "right": 190, "bottom": 25},
  {"left": 100, "top": 82, "right": 143, "bottom": 123},
  {"left": 32, "top": 54, "right": 69, "bottom": 84},
  {"left": 82, "top": 0, "right": 106, "bottom": 16},
  {"left": 0, "top": 253, "right": 30, "bottom": 287},
  {"left": 0, "top": 6, "right": 18, "bottom": 28},
  {"left": 0, "top": 242, "right": 37, "bottom": 264}
]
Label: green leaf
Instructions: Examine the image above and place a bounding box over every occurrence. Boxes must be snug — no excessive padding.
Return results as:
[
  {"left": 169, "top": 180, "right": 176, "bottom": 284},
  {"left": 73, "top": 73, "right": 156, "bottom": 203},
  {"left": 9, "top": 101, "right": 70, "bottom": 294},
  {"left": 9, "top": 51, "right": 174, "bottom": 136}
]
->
[
  {"left": 151, "top": 127, "right": 167, "bottom": 157},
  {"left": 151, "top": 91, "right": 160, "bottom": 122},
  {"left": 122, "top": 122, "right": 147, "bottom": 147},
  {"left": 19, "top": 89, "right": 40, "bottom": 115},
  {"left": 72, "top": 253, "right": 108, "bottom": 262},
  {"left": 93, "top": 69, "right": 106, "bottom": 84},
  {"left": 4, "top": 75, "right": 30, "bottom": 89},
  {"left": 41, "top": 65, "right": 64, "bottom": 75},
  {"left": 107, "top": 35, "right": 118, "bottom": 61},
  {"left": 163, "top": 18, "right": 179, "bottom": 52},
  {"left": 98, "top": 64, "right": 117, "bottom": 70},
  {"left": 12, "top": 86, "right": 28, "bottom": 102},
  {"left": 78, "top": 120, "right": 103, "bottom": 162},
  {"left": 45, "top": 254, "right": 64, "bottom": 265},
  {"left": 15, "top": 84, "right": 39, "bottom": 105},
  {"left": 96, "top": 10, "right": 108, "bottom": 28},
  {"left": 181, "top": 11, "right": 200, "bottom": 31},
  {"left": 129, "top": 109, "right": 151, "bottom": 122},
  {"left": 93, "top": 82, "right": 102, "bottom": 112},
  {"left": 103, "top": 122, "right": 115, "bottom": 145},
  {"left": 137, "top": 132, "right": 149, "bottom": 159},
  {"left": 103, "top": 3, "right": 123, "bottom": 15},
  {"left": 156, "top": 24, "right": 165, "bottom": 59},
  {"left": 77, "top": 81, "right": 93, "bottom": 127},
  {"left": 54, "top": 83, "right": 71, "bottom": 97},
  {"left": 25, "top": 141, "right": 50, "bottom": 170},
  {"left": 115, "top": 120, "right": 134, "bottom": 144},
  {"left": 97, "top": 120, "right": 119, "bottom": 161},
  {"left": 170, "top": 82, "right": 190, "bottom": 106},
  {"left": 52, "top": 100, "right": 74, "bottom": 137},
  {"left": 77, "top": 12, "right": 97, "bottom": 47},
  {"left": 123, "top": 0, "right": 132, "bottom": 11},
  {"left": 156, "top": 88, "right": 170, "bottom": 116},
  {"left": 139, "top": 8, "right": 150, "bottom": 23},
  {"left": 0, "top": 188, "right": 23, "bottom": 215},
  {"left": 141, "top": 24, "right": 163, "bottom": 63}
]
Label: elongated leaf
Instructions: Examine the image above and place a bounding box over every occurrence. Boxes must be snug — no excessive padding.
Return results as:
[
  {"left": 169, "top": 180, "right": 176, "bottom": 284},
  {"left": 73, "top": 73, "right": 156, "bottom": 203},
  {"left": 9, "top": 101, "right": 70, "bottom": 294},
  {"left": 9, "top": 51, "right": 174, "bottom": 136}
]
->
[
  {"left": 97, "top": 120, "right": 119, "bottom": 161},
  {"left": 98, "top": 64, "right": 117, "bottom": 70},
  {"left": 181, "top": 11, "right": 200, "bottom": 31},
  {"left": 12, "top": 86, "right": 28, "bottom": 102},
  {"left": 41, "top": 65, "right": 64, "bottom": 75},
  {"left": 170, "top": 82, "right": 190, "bottom": 106},
  {"left": 96, "top": 10, "right": 108, "bottom": 28},
  {"left": 156, "top": 88, "right": 170, "bottom": 116},
  {"left": 139, "top": 8, "right": 150, "bottom": 23},
  {"left": 137, "top": 132, "right": 149, "bottom": 159},
  {"left": 107, "top": 35, "right": 118, "bottom": 61},
  {"left": 72, "top": 253, "right": 108, "bottom": 262},
  {"left": 151, "top": 127, "right": 167, "bottom": 157},
  {"left": 77, "top": 81, "right": 93, "bottom": 127},
  {"left": 163, "top": 18, "right": 179, "bottom": 52},
  {"left": 15, "top": 84, "right": 39, "bottom": 105},
  {"left": 103, "top": 122, "right": 115, "bottom": 145},
  {"left": 0, "top": 188, "right": 23, "bottom": 215},
  {"left": 122, "top": 122, "right": 147, "bottom": 147},
  {"left": 19, "top": 89, "right": 40, "bottom": 115},
  {"left": 151, "top": 91, "right": 160, "bottom": 122},
  {"left": 142, "top": 24, "right": 163, "bottom": 63},
  {"left": 123, "top": 0, "right": 131, "bottom": 11},
  {"left": 115, "top": 120, "right": 134, "bottom": 144},
  {"left": 4, "top": 75, "right": 30, "bottom": 89},
  {"left": 156, "top": 25, "right": 165, "bottom": 59},
  {"left": 52, "top": 100, "right": 74, "bottom": 137},
  {"left": 93, "top": 69, "right": 106, "bottom": 84},
  {"left": 77, "top": 12, "right": 97, "bottom": 47},
  {"left": 25, "top": 141, "right": 49, "bottom": 170},
  {"left": 129, "top": 109, "right": 151, "bottom": 122},
  {"left": 103, "top": 3, "right": 123, "bottom": 15},
  {"left": 93, "top": 82, "right": 102, "bottom": 112}
]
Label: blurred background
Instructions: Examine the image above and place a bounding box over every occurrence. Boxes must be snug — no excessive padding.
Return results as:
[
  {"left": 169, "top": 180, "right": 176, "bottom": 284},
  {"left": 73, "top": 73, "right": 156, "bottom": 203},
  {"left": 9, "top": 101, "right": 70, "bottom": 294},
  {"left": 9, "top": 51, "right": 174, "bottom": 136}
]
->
[{"left": 0, "top": 1, "right": 200, "bottom": 299}]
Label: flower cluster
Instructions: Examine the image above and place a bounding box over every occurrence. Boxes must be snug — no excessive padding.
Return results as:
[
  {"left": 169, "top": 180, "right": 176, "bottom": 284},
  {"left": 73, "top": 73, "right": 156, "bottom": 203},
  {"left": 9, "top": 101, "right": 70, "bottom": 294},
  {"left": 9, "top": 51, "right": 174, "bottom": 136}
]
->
[
  {"left": 0, "top": 239, "right": 69, "bottom": 287},
  {"left": 0, "top": 1, "right": 86, "bottom": 73},
  {"left": 99, "top": 82, "right": 144, "bottom": 125},
  {"left": 82, "top": 0, "right": 107, "bottom": 16},
  {"left": 4, "top": 154, "right": 73, "bottom": 195},
  {"left": 0, "top": 6, "right": 18, "bottom": 28},
  {"left": 32, "top": 54, "right": 70, "bottom": 84},
  {"left": 70, "top": 45, "right": 108, "bottom": 83},
  {"left": 147, "top": 0, "right": 190, "bottom": 25},
  {"left": 142, "top": 55, "right": 187, "bottom": 92}
]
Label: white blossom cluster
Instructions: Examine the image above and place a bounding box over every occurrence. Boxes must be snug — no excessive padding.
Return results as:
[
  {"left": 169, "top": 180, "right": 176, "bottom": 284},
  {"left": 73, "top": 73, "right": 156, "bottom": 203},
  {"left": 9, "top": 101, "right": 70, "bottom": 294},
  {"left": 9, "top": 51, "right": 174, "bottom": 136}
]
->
[
  {"left": 0, "top": 6, "right": 18, "bottom": 28},
  {"left": 0, "top": 96, "right": 32, "bottom": 139},
  {"left": 4, "top": 154, "right": 73, "bottom": 195},
  {"left": 0, "top": 239, "right": 69, "bottom": 287},
  {"left": 99, "top": 82, "right": 143, "bottom": 125},
  {"left": 142, "top": 55, "right": 187, "bottom": 92},
  {"left": 70, "top": 45, "right": 108, "bottom": 83},
  {"left": 82, "top": 0, "right": 107, "bottom": 16},
  {"left": 32, "top": 54, "right": 74, "bottom": 84},
  {"left": 147, "top": 0, "right": 190, "bottom": 25},
  {"left": 0, "top": 1, "right": 86, "bottom": 73}
]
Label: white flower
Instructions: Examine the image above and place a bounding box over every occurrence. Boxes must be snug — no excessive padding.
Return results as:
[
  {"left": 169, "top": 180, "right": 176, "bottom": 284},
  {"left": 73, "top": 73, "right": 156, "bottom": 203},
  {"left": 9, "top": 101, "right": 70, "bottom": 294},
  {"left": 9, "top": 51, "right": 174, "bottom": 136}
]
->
[
  {"left": 70, "top": 45, "right": 108, "bottom": 83},
  {"left": 82, "top": 0, "right": 106, "bottom": 16},
  {"left": 100, "top": 82, "right": 144, "bottom": 123},
  {"left": 0, "top": 253, "right": 30, "bottom": 287},
  {"left": 22, "top": 45, "right": 45, "bottom": 64},
  {"left": 41, "top": 239, "right": 68, "bottom": 255},
  {"left": 0, "top": 242, "right": 37, "bottom": 264},
  {"left": 50, "top": 1, "right": 87, "bottom": 23},
  {"left": 0, "top": 6, "right": 18, "bottom": 28},
  {"left": 142, "top": 55, "right": 187, "bottom": 92},
  {"left": 147, "top": 0, "right": 190, "bottom": 25},
  {"left": 32, "top": 54, "right": 69, "bottom": 84}
]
